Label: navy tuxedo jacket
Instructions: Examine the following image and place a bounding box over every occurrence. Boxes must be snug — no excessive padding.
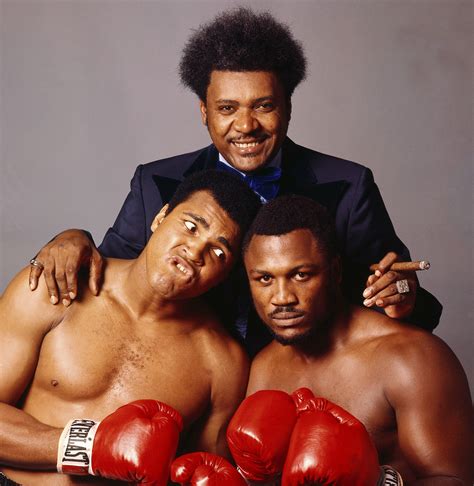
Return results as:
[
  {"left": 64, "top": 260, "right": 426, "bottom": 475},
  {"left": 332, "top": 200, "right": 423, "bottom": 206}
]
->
[{"left": 99, "top": 138, "right": 442, "bottom": 354}]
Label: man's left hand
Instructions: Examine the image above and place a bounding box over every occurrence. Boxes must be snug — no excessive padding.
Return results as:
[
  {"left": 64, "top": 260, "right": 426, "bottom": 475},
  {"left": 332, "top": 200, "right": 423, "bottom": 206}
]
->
[{"left": 363, "top": 252, "right": 417, "bottom": 319}]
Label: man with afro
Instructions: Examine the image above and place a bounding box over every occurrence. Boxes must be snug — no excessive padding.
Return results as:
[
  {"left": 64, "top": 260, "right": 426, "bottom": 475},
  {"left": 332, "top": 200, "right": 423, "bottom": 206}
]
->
[{"left": 29, "top": 7, "right": 441, "bottom": 356}]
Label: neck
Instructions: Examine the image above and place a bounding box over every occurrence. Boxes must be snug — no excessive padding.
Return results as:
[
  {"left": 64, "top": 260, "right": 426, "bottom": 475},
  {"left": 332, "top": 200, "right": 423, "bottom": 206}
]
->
[
  {"left": 291, "top": 295, "right": 354, "bottom": 357},
  {"left": 107, "top": 255, "right": 195, "bottom": 322}
]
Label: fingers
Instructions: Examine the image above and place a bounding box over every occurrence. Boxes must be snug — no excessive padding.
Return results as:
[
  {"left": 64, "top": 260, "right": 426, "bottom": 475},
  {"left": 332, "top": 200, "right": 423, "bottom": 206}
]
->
[
  {"left": 65, "top": 258, "right": 79, "bottom": 301},
  {"left": 29, "top": 250, "right": 60, "bottom": 304},
  {"left": 369, "top": 282, "right": 407, "bottom": 308},
  {"left": 29, "top": 263, "right": 44, "bottom": 291},
  {"left": 88, "top": 249, "right": 104, "bottom": 296},
  {"left": 42, "top": 258, "right": 60, "bottom": 304},
  {"left": 366, "top": 273, "right": 378, "bottom": 287},
  {"left": 372, "top": 251, "right": 398, "bottom": 277},
  {"left": 363, "top": 270, "right": 399, "bottom": 307}
]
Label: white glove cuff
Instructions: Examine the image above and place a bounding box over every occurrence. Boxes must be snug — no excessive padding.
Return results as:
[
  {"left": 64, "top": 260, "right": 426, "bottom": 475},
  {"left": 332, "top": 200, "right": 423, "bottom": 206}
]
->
[
  {"left": 378, "top": 465, "right": 404, "bottom": 486},
  {"left": 57, "top": 419, "right": 100, "bottom": 475}
]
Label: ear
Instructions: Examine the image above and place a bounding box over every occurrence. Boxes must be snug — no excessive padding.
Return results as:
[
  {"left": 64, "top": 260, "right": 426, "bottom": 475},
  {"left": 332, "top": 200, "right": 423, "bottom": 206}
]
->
[
  {"left": 199, "top": 100, "right": 208, "bottom": 126},
  {"left": 151, "top": 204, "right": 169, "bottom": 232}
]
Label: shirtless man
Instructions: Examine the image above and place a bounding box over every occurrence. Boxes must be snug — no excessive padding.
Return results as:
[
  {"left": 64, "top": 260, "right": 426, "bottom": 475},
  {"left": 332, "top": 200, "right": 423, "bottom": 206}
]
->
[
  {"left": 0, "top": 170, "right": 260, "bottom": 485},
  {"left": 224, "top": 195, "right": 472, "bottom": 485}
]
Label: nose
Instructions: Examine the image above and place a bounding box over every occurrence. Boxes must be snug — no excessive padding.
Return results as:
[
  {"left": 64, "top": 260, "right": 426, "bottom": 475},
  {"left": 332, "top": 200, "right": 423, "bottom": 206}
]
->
[
  {"left": 271, "top": 280, "right": 298, "bottom": 307},
  {"left": 182, "top": 238, "right": 205, "bottom": 266},
  {"left": 233, "top": 108, "right": 259, "bottom": 134}
]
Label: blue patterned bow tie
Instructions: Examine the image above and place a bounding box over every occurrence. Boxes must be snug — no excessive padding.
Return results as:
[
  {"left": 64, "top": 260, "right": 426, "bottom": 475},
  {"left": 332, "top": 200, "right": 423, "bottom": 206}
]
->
[{"left": 216, "top": 161, "right": 282, "bottom": 202}]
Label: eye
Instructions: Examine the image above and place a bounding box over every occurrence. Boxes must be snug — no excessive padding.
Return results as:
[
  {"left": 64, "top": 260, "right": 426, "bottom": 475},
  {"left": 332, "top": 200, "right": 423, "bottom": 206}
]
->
[
  {"left": 294, "top": 271, "right": 310, "bottom": 281},
  {"left": 212, "top": 248, "right": 225, "bottom": 260},
  {"left": 256, "top": 102, "right": 274, "bottom": 111},
  {"left": 218, "top": 105, "right": 235, "bottom": 114},
  {"left": 184, "top": 220, "right": 197, "bottom": 233},
  {"left": 259, "top": 274, "right": 272, "bottom": 284}
]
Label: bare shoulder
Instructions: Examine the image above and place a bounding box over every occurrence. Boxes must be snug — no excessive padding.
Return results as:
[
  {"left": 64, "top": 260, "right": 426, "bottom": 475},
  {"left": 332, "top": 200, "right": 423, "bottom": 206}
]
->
[
  {"left": 251, "top": 341, "right": 281, "bottom": 370},
  {"left": 371, "top": 320, "right": 459, "bottom": 370},
  {"left": 361, "top": 311, "right": 471, "bottom": 405},
  {"left": 0, "top": 267, "right": 69, "bottom": 403},
  {"left": 247, "top": 342, "right": 284, "bottom": 394},
  {"left": 0, "top": 266, "right": 66, "bottom": 334},
  {"left": 191, "top": 312, "right": 249, "bottom": 382}
]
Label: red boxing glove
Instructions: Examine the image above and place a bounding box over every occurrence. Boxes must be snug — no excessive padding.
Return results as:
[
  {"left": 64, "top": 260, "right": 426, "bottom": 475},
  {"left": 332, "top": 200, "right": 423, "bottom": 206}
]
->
[
  {"left": 57, "top": 399, "right": 183, "bottom": 485},
  {"left": 283, "top": 388, "right": 398, "bottom": 486},
  {"left": 227, "top": 390, "right": 298, "bottom": 483},
  {"left": 171, "top": 452, "right": 247, "bottom": 486}
]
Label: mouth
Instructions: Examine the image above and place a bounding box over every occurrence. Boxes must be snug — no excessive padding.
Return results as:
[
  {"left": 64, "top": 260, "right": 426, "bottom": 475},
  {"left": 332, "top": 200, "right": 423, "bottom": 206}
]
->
[
  {"left": 271, "top": 313, "right": 306, "bottom": 327},
  {"left": 230, "top": 137, "right": 268, "bottom": 154},
  {"left": 169, "top": 255, "right": 196, "bottom": 281}
]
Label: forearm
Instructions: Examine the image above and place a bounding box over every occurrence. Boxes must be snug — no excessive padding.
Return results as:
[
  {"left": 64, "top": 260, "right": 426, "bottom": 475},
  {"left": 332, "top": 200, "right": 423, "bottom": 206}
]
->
[{"left": 0, "top": 403, "right": 61, "bottom": 469}]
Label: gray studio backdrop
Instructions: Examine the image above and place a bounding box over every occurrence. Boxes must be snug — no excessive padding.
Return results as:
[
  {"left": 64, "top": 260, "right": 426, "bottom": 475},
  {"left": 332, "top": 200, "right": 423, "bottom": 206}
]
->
[{"left": 1, "top": 1, "right": 472, "bottom": 392}]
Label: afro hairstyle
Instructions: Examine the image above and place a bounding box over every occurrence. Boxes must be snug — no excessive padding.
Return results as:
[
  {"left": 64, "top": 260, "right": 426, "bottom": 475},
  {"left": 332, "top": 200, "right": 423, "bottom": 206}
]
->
[{"left": 179, "top": 7, "right": 307, "bottom": 101}]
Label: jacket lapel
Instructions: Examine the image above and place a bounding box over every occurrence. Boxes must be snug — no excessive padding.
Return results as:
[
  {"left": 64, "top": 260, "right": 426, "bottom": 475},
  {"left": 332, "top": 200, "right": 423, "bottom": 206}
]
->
[
  {"left": 152, "top": 139, "right": 349, "bottom": 216},
  {"left": 183, "top": 144, "right": 219, "bottom": 177},
  {"left": 279, "top": 138, "right": 349, "bottom": 217},
  {"left": 152, "top": 145, "right": 219, "bottom": 203}
]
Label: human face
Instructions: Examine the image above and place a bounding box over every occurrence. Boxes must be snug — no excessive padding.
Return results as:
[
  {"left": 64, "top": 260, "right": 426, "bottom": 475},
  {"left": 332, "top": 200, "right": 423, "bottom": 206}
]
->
[
  {"left": 145, "top": 190, "right": 240, "bottom": 300},
  {"left": 200, "top": 71, "right": 290, "bottom": 173},
  {"left": 244, "top": 229, "right": 339, "bottom": 345}
]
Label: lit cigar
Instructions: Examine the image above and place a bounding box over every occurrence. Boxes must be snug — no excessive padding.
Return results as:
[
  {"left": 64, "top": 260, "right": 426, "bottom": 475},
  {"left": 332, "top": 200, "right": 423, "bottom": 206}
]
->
[{"left": 369, "top": 261, "right": 431, "bottom": 272}]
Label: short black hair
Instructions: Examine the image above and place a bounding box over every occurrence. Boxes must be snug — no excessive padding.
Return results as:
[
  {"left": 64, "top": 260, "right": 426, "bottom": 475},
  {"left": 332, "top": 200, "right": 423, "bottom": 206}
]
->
[
  {"left": 242, "top": 195, "right": 339, "bottom": 258},
  {"left": 179, "top": 7, "right": 307, "bottom": 101},
  {"left": 167, "top": 170, "right": 261, "bottom": 235}
]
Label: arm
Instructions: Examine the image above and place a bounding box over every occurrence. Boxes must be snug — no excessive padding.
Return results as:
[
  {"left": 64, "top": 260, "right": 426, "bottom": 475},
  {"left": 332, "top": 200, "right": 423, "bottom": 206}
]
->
[
  {"left": 386, "top": 334, "right": 473, "bottom": 484},
  {"left": 189, "top": 339, "right": 249, "bottom": 458},
  {"left": 0, "top": 267, "right": 66, "bottom": 468},
  {"left": 345, "top": 168, "right": 442, "bottom": 329},
  {"left": 0, "top": 270, "right": 183, "bottom": 481}
]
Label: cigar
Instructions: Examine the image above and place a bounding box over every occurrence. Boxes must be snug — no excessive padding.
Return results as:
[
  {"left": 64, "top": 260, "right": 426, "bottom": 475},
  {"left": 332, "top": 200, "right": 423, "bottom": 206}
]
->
[{"left": 369, "top": 261, "right": 431, "bottom": 272}]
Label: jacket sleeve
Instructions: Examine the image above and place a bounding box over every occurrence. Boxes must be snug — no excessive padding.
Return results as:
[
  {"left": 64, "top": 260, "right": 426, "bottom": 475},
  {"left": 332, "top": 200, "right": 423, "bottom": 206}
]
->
[
  {"left": 98, "top": 165, "right": 148, "bottom": 259},
  {"left": 344, "top": 167, "right": 442, "bottom": 331}
]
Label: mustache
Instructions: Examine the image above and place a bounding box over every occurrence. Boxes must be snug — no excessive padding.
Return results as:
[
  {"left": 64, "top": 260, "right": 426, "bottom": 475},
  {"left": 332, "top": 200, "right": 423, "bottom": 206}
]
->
[{"left": 269, "top": 306, "right": 306, "bottom": 318}]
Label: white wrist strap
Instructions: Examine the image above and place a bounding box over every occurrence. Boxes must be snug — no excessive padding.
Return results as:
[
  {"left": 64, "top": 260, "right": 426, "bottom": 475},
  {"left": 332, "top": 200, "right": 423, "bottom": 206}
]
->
[
  {"left": 57, "top": 419, "right": 100, "bottom": 475},
  {"left": 378, "top": 465, "right": 404, "bottom": 486}
]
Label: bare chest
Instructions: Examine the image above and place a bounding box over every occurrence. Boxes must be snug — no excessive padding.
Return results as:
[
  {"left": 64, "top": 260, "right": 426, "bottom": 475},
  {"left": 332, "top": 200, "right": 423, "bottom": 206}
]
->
[
  {"left": 261, "top": 353, "right": 397, "bottom": 454},
  {"left": 24, "top": 303, "right": 210, "bottom": 427}
]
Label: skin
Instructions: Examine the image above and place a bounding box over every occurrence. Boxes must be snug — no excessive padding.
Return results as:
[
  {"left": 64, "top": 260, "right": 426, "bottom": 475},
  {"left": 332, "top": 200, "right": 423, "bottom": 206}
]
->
[
  {"left": 200, "top": 70, "right": 290, "bottom": 173},
  {"left": 0, "top": 190, "right": 249, "bottom": 485},
  {"left": 29, "top": 69, "right": 416, "bottom": 321},
  {"left": 244, "top": 229, "right": 473, "bottom": 485}
]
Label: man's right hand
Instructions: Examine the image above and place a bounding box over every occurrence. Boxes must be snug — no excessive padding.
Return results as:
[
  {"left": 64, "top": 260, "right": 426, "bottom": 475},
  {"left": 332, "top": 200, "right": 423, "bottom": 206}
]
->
[
  {"left": 29, "top": 229, "right": 103, "bottom": 306},
  {"left": 283, "top": 388, "right": 402, "bottom": 486},
  {"left": 226, "top": 390, "right": 298, "bottom": 484},
  {"left": 57, "top": 399, "right": 183, "bottom": 484},
  {"left": 171, "top": 452, "right": 247, "bottom": 486}
]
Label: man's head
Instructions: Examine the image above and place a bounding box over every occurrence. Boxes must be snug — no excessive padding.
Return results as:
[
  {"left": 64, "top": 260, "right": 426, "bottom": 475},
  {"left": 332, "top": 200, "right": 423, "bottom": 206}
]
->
[
  {"left": 146, "top": 170, "right": 261, "bottom": 300},
  {"left": 243, "top": 195, "right": 341, "bottom": 345},
  {"left": 179, "top": 7, "right": 307, "bottom": 173}
]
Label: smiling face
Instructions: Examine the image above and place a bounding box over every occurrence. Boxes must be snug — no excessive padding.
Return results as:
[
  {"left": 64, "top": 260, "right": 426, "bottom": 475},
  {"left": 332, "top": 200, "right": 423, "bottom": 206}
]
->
[
  {"left": 145, "top": 190, "right": 240, "bottom": 300},
  {"left": 244, "top": 229, "right": 340, "bottom": 345},
  {"left": 200, "top": 70, "right": 290, "bottom": 173}
]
